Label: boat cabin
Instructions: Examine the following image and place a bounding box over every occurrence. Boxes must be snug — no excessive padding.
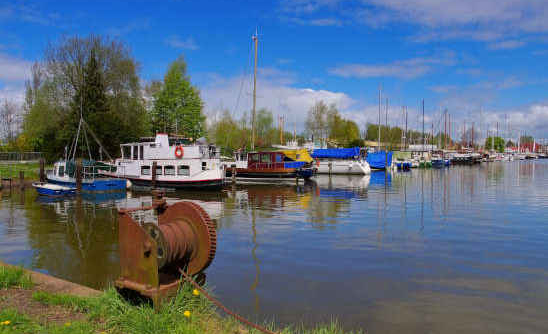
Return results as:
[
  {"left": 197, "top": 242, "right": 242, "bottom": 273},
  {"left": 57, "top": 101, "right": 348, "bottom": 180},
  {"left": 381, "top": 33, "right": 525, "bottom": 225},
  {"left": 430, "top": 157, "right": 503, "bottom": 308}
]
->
[{"left": 119, "top": 134, "right": 219, "bottom": 161}]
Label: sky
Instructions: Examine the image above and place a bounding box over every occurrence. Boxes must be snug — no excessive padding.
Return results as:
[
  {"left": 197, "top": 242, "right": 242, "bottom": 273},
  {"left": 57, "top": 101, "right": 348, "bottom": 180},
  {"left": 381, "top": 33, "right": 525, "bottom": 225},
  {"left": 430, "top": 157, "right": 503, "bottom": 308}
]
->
[{"left": 1, "top": 0, "right": 548, "bottom": 141}]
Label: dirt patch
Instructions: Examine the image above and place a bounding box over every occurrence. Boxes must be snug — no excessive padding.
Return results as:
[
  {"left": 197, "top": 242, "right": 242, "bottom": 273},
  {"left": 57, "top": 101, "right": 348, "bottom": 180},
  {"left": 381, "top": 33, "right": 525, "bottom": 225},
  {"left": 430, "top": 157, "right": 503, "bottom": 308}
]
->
[{"left": 0, "top": 287, "right": 85, "bottom": 326}]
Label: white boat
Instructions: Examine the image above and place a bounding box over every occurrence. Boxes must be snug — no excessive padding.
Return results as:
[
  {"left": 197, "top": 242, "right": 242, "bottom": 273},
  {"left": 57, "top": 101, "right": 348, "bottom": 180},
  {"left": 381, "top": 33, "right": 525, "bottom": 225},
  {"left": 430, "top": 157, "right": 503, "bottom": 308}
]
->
[
  {"left": 311, "top": 148, "right": 371, "bottom": 175},
  {"left": 102, "top": 134, "right": 224, "bottom": 189}
]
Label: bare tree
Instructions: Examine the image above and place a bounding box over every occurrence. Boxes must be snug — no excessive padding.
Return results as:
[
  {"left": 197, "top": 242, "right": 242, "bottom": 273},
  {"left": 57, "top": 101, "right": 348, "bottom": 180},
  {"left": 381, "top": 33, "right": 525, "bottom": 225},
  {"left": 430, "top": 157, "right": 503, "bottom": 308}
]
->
[{"left": 0, "top": 100, "right": 20, "bottom": 143}]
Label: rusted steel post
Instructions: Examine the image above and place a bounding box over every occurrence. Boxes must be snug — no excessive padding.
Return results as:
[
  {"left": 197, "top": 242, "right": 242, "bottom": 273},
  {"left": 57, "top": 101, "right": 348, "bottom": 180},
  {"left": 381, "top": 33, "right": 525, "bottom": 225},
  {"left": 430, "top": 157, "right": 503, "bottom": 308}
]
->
[
  {"left": 152, "top": 161, "right": 157, "bottom": 189},
  {"left": 75, "top": 159, "right": 83, "bottom": 193},
  {"left": 39, "top": 158, "right": 45, "bottom": 182},
  {"left": 19, "top": 171, "right": 24, "bottom": 189}
]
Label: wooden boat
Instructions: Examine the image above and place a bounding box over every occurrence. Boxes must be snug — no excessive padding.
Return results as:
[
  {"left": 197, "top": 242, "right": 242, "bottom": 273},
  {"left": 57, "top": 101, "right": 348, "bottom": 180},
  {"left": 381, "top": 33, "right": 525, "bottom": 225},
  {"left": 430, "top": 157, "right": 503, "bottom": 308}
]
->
[
  {"left": 32, "top": 182, "right": 76, "bottom": 197},
  {"left": 48, "top": 160, "right": 127, "bottom": 193},
  {"left": 224, "top": 151, "right": 315, "bottom": 184}
]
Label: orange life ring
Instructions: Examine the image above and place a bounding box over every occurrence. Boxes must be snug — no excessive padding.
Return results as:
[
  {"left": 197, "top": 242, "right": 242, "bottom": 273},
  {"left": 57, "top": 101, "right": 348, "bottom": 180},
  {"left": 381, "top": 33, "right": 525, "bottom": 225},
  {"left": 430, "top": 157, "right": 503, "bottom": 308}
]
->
[{"left": 175, "top": 145, "right": 184, "bottom": 158}]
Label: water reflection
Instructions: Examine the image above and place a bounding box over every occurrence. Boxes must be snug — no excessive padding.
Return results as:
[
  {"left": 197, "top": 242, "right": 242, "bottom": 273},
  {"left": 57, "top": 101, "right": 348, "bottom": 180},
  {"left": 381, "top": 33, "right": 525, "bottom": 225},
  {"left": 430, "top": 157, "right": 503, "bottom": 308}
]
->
[{"left": 1, "top": 161, "right": 548, "bottom": 333}]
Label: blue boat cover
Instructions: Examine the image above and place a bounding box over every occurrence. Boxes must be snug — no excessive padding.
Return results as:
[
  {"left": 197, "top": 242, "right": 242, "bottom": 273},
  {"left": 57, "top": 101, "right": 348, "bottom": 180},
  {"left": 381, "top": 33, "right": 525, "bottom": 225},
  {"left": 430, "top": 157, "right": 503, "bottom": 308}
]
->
[
  {"left": 284, "top": 161, "right": 306, "bottom": 169},
  {"left": 366, "top": 151, "right": 393, "bottom": 169},
  {"left": 311, "top": 147, "right": 360, "bottom": 159}
]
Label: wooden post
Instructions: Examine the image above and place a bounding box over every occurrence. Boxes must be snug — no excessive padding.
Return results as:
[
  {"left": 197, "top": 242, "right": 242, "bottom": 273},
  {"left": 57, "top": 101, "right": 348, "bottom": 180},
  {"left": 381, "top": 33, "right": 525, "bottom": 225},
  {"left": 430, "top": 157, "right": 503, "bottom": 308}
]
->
[
  {"left": 152, "top": 161, "right": 157, "bottom": 189},
  {"left": 231, "top": 167, "right": 236, "bottom": 184},
  {"left": 328, "top": 161, "right": 332, "bottom": 175},
  {"left": 75, "top": 159, "right": 83, "bottom": 193},
  {"left": 39, "top": 158, "right": 45, "bottom": 182},
  {"left": 19, "top": 171, "right": 24, "bottom": 189}
]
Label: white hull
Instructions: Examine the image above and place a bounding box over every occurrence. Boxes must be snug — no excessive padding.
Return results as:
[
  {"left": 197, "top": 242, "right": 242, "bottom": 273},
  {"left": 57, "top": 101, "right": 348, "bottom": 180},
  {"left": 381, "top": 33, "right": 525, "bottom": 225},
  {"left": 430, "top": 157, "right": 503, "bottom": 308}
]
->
[{"left": 315, "top": 160, "right": 371, "bottom": 175}]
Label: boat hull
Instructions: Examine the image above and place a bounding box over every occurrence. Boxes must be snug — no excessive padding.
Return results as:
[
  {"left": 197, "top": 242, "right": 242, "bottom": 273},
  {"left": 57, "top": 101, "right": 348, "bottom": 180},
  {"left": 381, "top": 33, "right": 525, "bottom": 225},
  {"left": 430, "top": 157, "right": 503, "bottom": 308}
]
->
[
  {"left": 315, "top": 160, "right": 371, "bottom": 175},
  {"left": 118, "top": 176, "right": 224, "bottom": 190},
  {"left": 47, "top": 177, "right": 126, "bottom": 193},
  {"left": 33, "top": 183, "right": 76, "bottom": 197}
]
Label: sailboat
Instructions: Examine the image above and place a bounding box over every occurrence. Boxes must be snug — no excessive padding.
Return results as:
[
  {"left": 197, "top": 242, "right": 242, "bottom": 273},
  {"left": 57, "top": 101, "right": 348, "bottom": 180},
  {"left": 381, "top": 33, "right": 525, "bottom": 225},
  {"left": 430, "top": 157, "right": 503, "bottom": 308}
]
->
[
  {"left": 223, "top": 30, "right": 315, "bottom": 183},
  {"left": 366, "top": 86, "right": 392, "bottom": 170},
  {"left": 47, "top": 115, "right": 127, "bottom": 192}
]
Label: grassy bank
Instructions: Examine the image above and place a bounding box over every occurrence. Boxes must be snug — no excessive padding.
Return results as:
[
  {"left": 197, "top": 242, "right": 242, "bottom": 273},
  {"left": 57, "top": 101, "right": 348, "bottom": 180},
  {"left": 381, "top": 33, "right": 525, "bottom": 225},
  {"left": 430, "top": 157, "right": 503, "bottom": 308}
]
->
[
  {"left": 0, "top": 163, "right": 42, "bottom": 180},
  {"left": 0, "top": 265, "right": 363, "bottom": 334}
]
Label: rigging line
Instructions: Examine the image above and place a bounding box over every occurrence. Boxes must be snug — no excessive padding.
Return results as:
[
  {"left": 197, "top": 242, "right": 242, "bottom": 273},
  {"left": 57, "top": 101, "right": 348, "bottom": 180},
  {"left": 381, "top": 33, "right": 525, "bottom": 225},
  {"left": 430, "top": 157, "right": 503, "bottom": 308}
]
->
[
  {"left": 82, "top": 119, "right": 113, "bottom": 161},
  {"left": 71, "top": 117, "right": 83, "bottom": 161},
  {"left": 83, "top": 126, "right": 92, "bottom": 161},
  {"left": 233, "top": 35, "right": 254, "bottom": 118}
]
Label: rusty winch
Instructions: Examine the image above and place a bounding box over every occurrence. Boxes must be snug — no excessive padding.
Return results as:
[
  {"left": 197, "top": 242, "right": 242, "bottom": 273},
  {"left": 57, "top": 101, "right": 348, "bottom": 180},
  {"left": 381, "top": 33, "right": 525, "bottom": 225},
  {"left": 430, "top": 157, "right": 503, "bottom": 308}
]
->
[{"left": 115, "top": 191, "right": 217, "bottom": 305}]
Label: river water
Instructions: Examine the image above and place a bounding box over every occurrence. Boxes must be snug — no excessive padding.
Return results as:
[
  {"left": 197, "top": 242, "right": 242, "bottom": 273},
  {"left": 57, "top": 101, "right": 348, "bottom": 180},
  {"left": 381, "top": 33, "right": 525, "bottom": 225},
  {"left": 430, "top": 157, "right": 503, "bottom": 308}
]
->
[{"left": 1, "top": 161, "right": 548, "bottom": 333}]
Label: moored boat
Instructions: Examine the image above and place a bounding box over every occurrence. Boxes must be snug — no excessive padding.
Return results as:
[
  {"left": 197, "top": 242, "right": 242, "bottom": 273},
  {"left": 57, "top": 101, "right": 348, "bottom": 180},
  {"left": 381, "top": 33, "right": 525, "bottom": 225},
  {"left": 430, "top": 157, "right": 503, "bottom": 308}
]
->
[
  {"left": 366, "top": 150, "right": 393, "bottom": 170},
  {"left": 47, "top": 160, "right": 127, "bottom": 192},
  {"left": 101, "top": 134, "right": 224, "bottom": 189},
  {"left": 32, "top": 182, "right": 76, "bottom": 197},
  {"left": 224, "top": 151, "right": 315, "bottom": 184},
  {"left": 311, "top": 147, "right": 371, "bottom": 175}
]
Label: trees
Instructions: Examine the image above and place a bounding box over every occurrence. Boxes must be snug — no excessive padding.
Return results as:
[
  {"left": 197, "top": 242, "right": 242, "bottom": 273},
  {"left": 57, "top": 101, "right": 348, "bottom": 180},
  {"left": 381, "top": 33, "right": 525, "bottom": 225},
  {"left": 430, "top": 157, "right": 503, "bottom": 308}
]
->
[
  {"left": 485, "top": 136, "right": 505, "bottom": 152},
  {"left": 22, "top": 35, "right": 146, "bottom": 161},
  {"left": 305, "top": 101, "right": 360, "bottom": 147},
  {"left": 151, "top": 57, "right": 205, "bottom": 138}
]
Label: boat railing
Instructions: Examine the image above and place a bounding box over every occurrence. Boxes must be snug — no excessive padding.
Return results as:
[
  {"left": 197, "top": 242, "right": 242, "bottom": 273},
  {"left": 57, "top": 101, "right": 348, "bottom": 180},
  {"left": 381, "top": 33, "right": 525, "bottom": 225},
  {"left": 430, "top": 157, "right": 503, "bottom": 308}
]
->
[{"left": 248, "top": 162, "right": 286, "bottom": 170}]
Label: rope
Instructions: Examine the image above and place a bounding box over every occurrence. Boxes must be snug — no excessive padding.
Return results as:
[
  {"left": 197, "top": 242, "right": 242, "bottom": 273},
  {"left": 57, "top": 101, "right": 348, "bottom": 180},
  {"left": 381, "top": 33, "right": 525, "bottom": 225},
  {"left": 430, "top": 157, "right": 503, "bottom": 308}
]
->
[{"left": 178, "top": 269, "right": 278, "bottom": 334}]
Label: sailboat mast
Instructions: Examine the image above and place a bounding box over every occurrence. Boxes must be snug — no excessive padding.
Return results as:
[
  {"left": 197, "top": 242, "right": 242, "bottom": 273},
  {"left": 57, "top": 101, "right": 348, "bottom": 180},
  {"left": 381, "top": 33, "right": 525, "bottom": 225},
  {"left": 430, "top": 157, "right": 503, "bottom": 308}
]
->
[
  {"left": 422, "top": 99, "right": 425, "bottom": 148},
  {"left": 251, "top": 30, "right": 258, "bottom": 151},
  {"left": 378, "top": 85, "right": 382, "bottom": 149}
]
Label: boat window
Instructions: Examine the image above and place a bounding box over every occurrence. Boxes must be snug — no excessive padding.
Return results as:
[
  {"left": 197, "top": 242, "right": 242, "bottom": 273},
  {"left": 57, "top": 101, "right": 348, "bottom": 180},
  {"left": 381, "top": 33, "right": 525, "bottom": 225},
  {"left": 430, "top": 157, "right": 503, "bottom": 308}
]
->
[
  {"left": 275, "top": 154, "right": 283, "bottom": 162},
  {"left": 164, "top": 165, "right": 175, "bottom": 175},
  {"left": 139, "top": 146, "right": 144, "bottom": 160},
  {"left": 261, "top": 153, "right": 272, "bottom": 163},
  {"left": 133, "top": 146, "right": 138, "bottom": 160},
  {"left": 156, "top": 165, "right": 163, "bottom": 175},
  {"left": 178, "top": 165, "right": 190, "bottom": 176},
  {"left": 58, "top": 165, "right": 65, "bottom": 177},
  {"left": 141, "top": 166, "right": 150, "bottom": 175},
  {"left": 249, "top": 154, "right": 259, "bottom": 162},
  {"left": 202, "top": 162, "right": 206, "bottom": 171},
  {"left": 122, "top": 146, "right": 131, "bottom": 159}
]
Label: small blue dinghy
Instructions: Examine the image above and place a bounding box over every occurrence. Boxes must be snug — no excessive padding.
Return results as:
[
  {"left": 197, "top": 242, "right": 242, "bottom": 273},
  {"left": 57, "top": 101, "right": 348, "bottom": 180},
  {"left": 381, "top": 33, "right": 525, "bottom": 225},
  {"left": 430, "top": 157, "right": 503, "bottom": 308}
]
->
[{"left": 32, "top": 182, "right": 76, "bottom": 197}]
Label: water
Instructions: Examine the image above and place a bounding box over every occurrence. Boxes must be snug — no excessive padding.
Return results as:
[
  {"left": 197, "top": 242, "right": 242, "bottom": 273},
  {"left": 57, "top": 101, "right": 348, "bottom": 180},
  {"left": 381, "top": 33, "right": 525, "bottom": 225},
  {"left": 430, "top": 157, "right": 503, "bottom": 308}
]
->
[{"left": 1, "top": 161, "right": 548, "bottom": 333}]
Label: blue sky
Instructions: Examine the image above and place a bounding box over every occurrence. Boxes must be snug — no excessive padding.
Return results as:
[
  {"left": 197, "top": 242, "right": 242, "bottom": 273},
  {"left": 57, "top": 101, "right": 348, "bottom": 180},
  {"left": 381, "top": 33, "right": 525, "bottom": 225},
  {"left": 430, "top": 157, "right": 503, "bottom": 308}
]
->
[{"left": 1, "top": 0, "right": 548, "bottom": 140}]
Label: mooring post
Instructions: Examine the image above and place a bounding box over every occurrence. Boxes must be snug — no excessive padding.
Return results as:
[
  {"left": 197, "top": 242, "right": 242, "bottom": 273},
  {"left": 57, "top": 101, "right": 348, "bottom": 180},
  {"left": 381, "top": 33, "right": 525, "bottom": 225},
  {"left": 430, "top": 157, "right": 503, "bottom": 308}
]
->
[
  {"left": 328, "top": 161, "right": 332, "bottom": 175},
  {"left": 152, "top": 161, "right": 157, "bottom": 189},
  {"left": 39, "top": 158, "right": 45, "bottom": 182},
  {"left": 19, "top": 171, "right": 24, "bottom": 189},
  {"left": 75, "top": 159, "right": 83, "bottom": 194},
  {"left": 231, "top": 167, "right": 236, "bottom": 184}
]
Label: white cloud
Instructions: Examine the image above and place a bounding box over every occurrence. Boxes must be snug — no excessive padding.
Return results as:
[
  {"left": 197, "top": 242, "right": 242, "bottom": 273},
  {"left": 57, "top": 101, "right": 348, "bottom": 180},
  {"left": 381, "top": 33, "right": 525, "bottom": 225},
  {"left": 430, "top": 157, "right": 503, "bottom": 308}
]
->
[
  {"left": 201, "top": 68, "right": 355, "bottom": 129},
  {"left": 0, "top": 53, "right": 31, "bottom": 82},
  {"left": 279, "top": 0, "right": 548, "bottom": 43},
  {"left": 165, "top": 35, "right": 199, "bottom": 50},
  {"left": 428, "top": 85, "right": 457, "bottom": 94},
  {"left": 488, "top": 40, "right": 526, "bottom": 50},
  {"left": 328, "top": 52, "right": 456, "bottom": 79}
]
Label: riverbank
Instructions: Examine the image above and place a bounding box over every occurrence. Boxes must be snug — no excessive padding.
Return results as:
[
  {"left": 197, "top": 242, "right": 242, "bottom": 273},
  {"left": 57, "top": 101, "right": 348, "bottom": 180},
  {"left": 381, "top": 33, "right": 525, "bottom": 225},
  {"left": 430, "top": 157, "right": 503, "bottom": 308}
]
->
[{"left": 0, "top": 263, "right": 361, "bottom": 334}]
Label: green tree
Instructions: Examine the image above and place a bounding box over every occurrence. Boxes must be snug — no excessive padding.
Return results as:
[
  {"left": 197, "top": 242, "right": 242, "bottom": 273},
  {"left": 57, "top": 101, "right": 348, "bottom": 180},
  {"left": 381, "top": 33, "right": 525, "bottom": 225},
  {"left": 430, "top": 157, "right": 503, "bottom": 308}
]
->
[
  {"left": 485, "top": 136, "right": 505, "bottom": 152},
  {"left": 151, "top": 57, "right": 205, "bottom": 138},
  {"left": 22, "top": 35, "right": 146, "bottom": 162}
]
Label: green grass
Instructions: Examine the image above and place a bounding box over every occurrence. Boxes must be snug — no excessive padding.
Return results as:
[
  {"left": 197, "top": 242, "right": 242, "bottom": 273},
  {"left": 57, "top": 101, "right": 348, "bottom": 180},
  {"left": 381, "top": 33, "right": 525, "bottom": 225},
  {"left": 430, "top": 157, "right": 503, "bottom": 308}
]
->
[
  {"left": 2, "top": 264, "right": 362, "bottom": 334},
  {"left": 0, "top": 163, "right": 42, "bottom": 180},
  {"left": 29, "top": 283, "right": 364, "bottom": 334},
  {"left": 0, "top": 266, "right": 33, "bottom": 289}
]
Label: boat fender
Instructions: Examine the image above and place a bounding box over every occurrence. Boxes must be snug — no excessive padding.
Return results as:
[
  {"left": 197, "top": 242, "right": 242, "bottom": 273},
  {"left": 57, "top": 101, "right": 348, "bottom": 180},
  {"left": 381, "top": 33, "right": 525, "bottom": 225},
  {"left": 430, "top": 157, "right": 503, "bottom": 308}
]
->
[
  {"left": 126, "top": 180, "right": 132, "bottom": 190},
  {"left": 175, "top": 145, "right": 184, "bottom": 158},
  {"left": 316, "top": 160, "right": 320, "bottom": 167}
]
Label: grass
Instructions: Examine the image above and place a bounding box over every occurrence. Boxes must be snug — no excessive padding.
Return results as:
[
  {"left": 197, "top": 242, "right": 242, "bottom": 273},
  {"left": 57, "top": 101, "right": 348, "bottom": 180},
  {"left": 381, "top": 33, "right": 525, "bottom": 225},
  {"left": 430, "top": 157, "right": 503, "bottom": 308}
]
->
[
  {"left": 0, "top": 162, "right": 42, "bottom": 180},
  {"left": 0, "top": 266, "right": 33, "bottom": 289},
  {"left": 2, "top": 265, "right": 364, "bottom": 334}
]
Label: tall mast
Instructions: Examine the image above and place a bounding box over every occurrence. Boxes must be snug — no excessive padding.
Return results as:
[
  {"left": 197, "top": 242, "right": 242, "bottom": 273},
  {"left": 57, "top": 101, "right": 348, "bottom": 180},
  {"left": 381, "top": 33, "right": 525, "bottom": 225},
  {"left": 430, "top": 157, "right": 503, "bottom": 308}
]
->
[
  {"left": 378, "top": 84, "right": 382, "bottom": 149},
  {"left": 422, "top": 99, "right": 425, "bottom": 148},
  {"left": 403, "top": 107, "right": 407, "bottom": 148},
  {"left": 251, "top": 29, "right": 258, "bottom": 151}
]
